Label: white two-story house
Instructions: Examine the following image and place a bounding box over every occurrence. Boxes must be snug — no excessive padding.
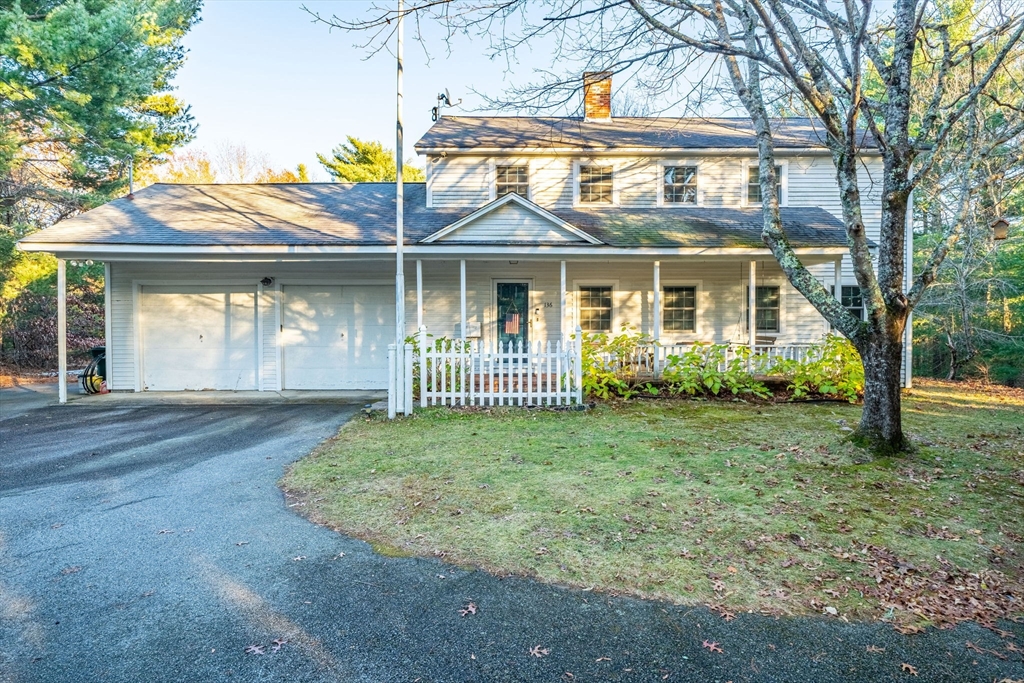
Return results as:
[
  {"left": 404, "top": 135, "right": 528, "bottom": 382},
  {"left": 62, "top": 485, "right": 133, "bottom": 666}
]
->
[{"left": 19, "top": 73, "right": 904, "bottom": 397}]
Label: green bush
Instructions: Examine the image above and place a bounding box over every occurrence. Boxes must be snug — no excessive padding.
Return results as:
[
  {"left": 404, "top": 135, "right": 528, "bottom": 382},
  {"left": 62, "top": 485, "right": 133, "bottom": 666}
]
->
[
  {"left": 769, "top": 335, "right": 864, "bottom": 402},
  {"left": 579, "top": 325, "right": 657, "bottom": 399},
  {"left": 661, "top": 343, "right": 770, "bottom": 398}
]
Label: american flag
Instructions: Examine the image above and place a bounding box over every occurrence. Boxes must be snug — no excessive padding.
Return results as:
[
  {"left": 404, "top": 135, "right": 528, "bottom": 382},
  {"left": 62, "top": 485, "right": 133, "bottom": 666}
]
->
[{"left": 504, "top": 312, "right": 520, "bottom": 334}]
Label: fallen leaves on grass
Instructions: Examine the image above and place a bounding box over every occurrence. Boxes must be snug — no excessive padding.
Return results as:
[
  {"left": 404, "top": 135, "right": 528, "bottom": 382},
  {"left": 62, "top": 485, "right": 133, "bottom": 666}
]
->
[
  {"left": 900, "top": 663, "right": 918, "bottom": 676},
  {"left": 458, "top": 602, "right": 477, "bottom": 617},
  {"left": 855, "top": 544, "right": 1024, "bottom": 632},
  {"left": 529, "top": 645, "right": 550, "bottom": 658},
  {"left": 244, "top": 645, "right": 265, "bottom": 655},
  {"left": 702, "top": 640, "right": 723, "bottom": 654}
]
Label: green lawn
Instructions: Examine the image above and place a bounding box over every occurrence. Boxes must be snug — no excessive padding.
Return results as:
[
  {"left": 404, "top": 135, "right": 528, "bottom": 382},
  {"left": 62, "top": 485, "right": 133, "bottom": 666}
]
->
[{"left": 283, "top": 380, "right": 1024, "bottom": 629}]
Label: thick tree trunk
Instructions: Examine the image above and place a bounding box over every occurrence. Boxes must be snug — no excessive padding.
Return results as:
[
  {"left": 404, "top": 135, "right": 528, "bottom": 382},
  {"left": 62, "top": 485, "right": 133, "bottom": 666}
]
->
[{"left": 855, "top": 337, "right": 910, "bottom": 456}]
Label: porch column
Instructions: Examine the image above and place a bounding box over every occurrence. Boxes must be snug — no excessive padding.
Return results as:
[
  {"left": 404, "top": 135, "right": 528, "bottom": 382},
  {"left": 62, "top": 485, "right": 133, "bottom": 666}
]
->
[
  {"left": 652, "top": 261, "right": 661, "bottom": 343},
  {"left": 460, "top": 259, "right": 467, "bottom": 341},
  {"left": 748, "top": 260, "right": 757, "bottom": 352},
  {"left": 57, "top": 258, "right": 67, "bottom": 405},
  {"left": 652, "top": 261, "right": 661, "bottom": 375},
  {"left": 416, "top": 259, "right": 423, "bottom": 329},
  {"left": 560, "top": 260, "right": 566, "bottom": 341},
  {"left": 833, "top": 258, "right": 842, "bottom": 333}
]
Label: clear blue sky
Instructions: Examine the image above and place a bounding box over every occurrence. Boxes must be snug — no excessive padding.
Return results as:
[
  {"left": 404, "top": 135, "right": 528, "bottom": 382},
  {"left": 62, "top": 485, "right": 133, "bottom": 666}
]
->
[{"left": 173, "top": 1, "right": 552, "bottom": 180}]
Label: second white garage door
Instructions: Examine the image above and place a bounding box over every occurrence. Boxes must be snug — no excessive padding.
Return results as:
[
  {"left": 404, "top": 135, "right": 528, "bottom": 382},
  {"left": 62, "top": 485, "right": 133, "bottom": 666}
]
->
[{"left": 281, "top": 285, "right": 394, "bottom": 390}]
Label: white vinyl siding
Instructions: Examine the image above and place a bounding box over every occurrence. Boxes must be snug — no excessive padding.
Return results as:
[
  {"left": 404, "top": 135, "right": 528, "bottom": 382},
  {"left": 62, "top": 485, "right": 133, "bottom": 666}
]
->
[
  {"left": 429, "top": 157, "right": 491, "bottom": 207},
  {"left": 432, "top": 201, "right": 586, "bottom": 243}
]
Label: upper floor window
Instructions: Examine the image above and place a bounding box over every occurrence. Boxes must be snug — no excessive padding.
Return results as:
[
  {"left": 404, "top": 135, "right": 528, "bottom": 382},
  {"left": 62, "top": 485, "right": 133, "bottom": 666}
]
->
[
  {"left": 663, "top": 286, "right": 697, "bottom": 332},
  {"left": 579, "top": 286, "right": 613, "bottom": 332},
  {"left": 747, "top": 164, "right": 783, "bottom": 205},
  {"left": 663, "top": 166, "right": 698, "bottom": 204},
  {"left": 496, "top": 165, "right": 529, "bottom": 198},
  {"left": 578, "top": 165, "right": 614, "bottom": 204}
]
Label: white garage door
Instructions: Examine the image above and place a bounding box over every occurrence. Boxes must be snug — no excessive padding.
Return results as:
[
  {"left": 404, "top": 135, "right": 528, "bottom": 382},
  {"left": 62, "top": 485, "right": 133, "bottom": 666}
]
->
[
  {"left": 282, "top": 285, "right": 394, "bottom": 390},
  {"left": 140, "top": 285, "right": 258, "bottom": 391}
]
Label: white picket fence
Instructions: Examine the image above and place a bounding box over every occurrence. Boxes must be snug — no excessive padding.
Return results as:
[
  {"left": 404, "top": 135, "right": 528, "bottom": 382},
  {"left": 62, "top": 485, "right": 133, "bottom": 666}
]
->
[
  {"left": 386, "top": 329, "right": 816, "bottom": 417},
  {"left": 388, "top": 327, "right": 584, "bottom": 415}
]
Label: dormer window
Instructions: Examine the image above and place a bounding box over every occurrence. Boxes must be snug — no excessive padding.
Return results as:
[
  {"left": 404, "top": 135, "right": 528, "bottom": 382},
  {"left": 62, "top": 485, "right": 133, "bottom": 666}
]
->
[
  {"left": 663, "top": 165, "right": 699, "bottom": 204},
  {"left": 578, "top": 165, "right": 614, "bottom": 204},
  {"left": 496, "top": 164, "right": 529, "bottom": 198},
  {"left": 747, "top": 163, "right": 784, "bottom": 205}
]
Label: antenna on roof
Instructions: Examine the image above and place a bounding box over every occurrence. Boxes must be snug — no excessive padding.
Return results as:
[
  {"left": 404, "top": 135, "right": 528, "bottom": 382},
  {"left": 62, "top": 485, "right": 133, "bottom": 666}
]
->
[{"left": 431, "top": 88, "right": 462, "bottom": 122}]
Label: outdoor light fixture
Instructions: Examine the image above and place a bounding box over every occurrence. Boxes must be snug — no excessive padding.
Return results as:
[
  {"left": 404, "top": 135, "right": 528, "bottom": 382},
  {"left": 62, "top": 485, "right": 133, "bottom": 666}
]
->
[
  {"left": 992, "top": 218, "right": 1010, "bottom": 241},
  {"left": 260, "top": 277, "right": 274, "bottom": 286}
]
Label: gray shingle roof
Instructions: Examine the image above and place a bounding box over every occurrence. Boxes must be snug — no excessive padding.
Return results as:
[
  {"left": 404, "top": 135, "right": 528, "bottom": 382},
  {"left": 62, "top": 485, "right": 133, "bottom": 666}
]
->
[
  {"left": 19, "top": 182, "right": 849, "bottom": 250},
  {"left": 415, "top": 116, "right": 864, "bottom": 152}
]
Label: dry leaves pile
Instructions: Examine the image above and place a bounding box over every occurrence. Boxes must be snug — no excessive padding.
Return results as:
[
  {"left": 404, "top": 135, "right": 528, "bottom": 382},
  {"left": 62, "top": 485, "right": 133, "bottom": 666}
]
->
[{"left": 854, "top": 544, "right": 1023, "bottom": 630}]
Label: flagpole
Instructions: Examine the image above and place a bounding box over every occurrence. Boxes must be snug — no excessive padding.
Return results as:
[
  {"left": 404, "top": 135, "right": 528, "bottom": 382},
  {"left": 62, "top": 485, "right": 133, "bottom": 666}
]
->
[{"left": 394, "top": 0, "right": 406, "bottom": 402}]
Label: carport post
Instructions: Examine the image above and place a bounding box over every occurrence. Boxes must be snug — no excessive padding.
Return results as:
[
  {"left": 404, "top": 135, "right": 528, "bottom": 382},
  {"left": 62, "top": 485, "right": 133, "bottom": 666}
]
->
[
  {"left": 57, "top": 258, "right": 67, "bottom": 405},
  {"left": 416, "top": 259, "right": 423, "bottom": 329},
  {"left": 560, "top": 260, "right": 566, "bottom": 342},
  {"left": 652, "top": 261, "right": 661, "bottom": 375}
]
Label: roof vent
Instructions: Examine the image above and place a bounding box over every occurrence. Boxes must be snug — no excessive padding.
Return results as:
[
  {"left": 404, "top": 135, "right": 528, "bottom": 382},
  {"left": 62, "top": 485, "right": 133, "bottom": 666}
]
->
[{"left": 583, "top": 72, "right": 612, "bottom": 121}]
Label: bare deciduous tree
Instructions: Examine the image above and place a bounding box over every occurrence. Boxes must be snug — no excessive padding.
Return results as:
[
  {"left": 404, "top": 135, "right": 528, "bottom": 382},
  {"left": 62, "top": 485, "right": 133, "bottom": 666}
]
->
[{"left": 309, "top": 0, "right": 1024, "bottom": 455}]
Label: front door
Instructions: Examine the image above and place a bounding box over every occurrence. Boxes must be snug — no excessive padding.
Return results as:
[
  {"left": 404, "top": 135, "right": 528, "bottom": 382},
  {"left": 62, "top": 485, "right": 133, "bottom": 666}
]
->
[{"left": 496, "top": 282, "right": 529, "bottom": 348}]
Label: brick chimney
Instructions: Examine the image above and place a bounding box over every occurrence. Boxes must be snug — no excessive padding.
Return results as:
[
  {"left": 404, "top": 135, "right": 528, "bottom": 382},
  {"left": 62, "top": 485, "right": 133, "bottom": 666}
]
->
[{"left": 583, "top": 71, "right": 612, "bottom": 121}]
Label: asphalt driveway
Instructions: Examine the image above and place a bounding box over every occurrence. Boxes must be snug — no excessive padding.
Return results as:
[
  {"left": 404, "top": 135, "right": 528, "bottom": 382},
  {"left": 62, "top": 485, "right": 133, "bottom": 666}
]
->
[{"left": 0, "top": 389, "right": 1021, "bottom": 682}]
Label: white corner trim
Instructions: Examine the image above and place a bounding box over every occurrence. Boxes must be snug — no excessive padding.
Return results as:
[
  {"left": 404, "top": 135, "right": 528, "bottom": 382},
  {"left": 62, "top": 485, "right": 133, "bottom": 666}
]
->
[
  {"left": 487, "top": 158, "right": 497, "bottom": 202},
  {"left": 132, "top": 281, "right": 142, "bottom": 392},
  {"left": 419, "top": 192, "right": 603, "bottom": 244},
  {"left": 257, "top": 281, "right": 265, "bottom": 392},
  {"left": 274, "top": 280, "right": 283, "bottom": 392}
]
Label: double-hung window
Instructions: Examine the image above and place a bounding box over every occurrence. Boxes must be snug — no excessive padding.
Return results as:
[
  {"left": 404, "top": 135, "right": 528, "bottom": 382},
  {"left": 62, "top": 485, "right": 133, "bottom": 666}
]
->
[
  {"left": 747, "top": 164, "right": 783, "bottom": 205},
  {"left": 578, "top": 165, "right": 613, "bottom": 204},
  {"left": 746, "top": 285, "right": 781, "bottom": 333},
  {"left": 663, "top": 166, "right": 699, "bottom": 204},
  {"left": 662, "top": 286, "right": 697, "bottom": 333},
  {"left": 579, "top": 286, "right": 613, "bottom": 332},
  {"left": 496, "top": 164, "right": 529, "bottom": 198},
  {"left": 841, "top": 285, "right": 864, "bottom": 320}
]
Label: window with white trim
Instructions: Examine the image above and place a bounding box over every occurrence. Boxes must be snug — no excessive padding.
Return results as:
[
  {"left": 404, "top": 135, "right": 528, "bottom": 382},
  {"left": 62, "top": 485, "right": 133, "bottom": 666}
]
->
[
  {"left": 663, "top": 166, "right": 698, "bottom": 204},
  {"left": 746, "top": 285, "right": 781, "bottom": 333},
  {"left": 662, "top": 286, "right": 697, "bottom": 332},
  {"left": 841, "top": 285, "right": 864, "bottom": 320},
  {"left": 578, "top": 165, "right": 613, "bottom": 204},
  {"left": 579, "top": 286, "right": 613, "bottom": 332},
  {"left": 496, "top": 165, "right": 529, "bottom": 198},
  {"left": 747, "top": 164, "right": 783, "bottom": 205}
]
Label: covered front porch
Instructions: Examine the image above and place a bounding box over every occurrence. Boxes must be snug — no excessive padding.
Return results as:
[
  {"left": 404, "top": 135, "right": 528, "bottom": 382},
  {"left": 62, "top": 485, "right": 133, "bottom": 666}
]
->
[{"left": 388, "top": 252, "right": 847, "bottom": 414}]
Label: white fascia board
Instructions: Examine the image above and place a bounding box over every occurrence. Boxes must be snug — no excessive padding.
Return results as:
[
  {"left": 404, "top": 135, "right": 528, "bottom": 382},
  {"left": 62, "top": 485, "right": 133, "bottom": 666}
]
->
[
  {"left": 404, "top": 245, "right": 848, "bottom": 258},
  {"left": 17, "top": 242, "right": 395, "bottom": 257},
  {"left": 420, "top": 192, "right": 603, "bottom": 245},
  {"left": 417, "top": 147, "right": 879, "bottom": 157}
]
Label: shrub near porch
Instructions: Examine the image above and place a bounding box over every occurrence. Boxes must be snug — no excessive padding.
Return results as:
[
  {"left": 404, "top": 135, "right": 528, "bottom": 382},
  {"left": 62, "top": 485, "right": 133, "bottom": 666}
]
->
[{"left": 283, "top": 381, "right": 1024, "bottom": 628}]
